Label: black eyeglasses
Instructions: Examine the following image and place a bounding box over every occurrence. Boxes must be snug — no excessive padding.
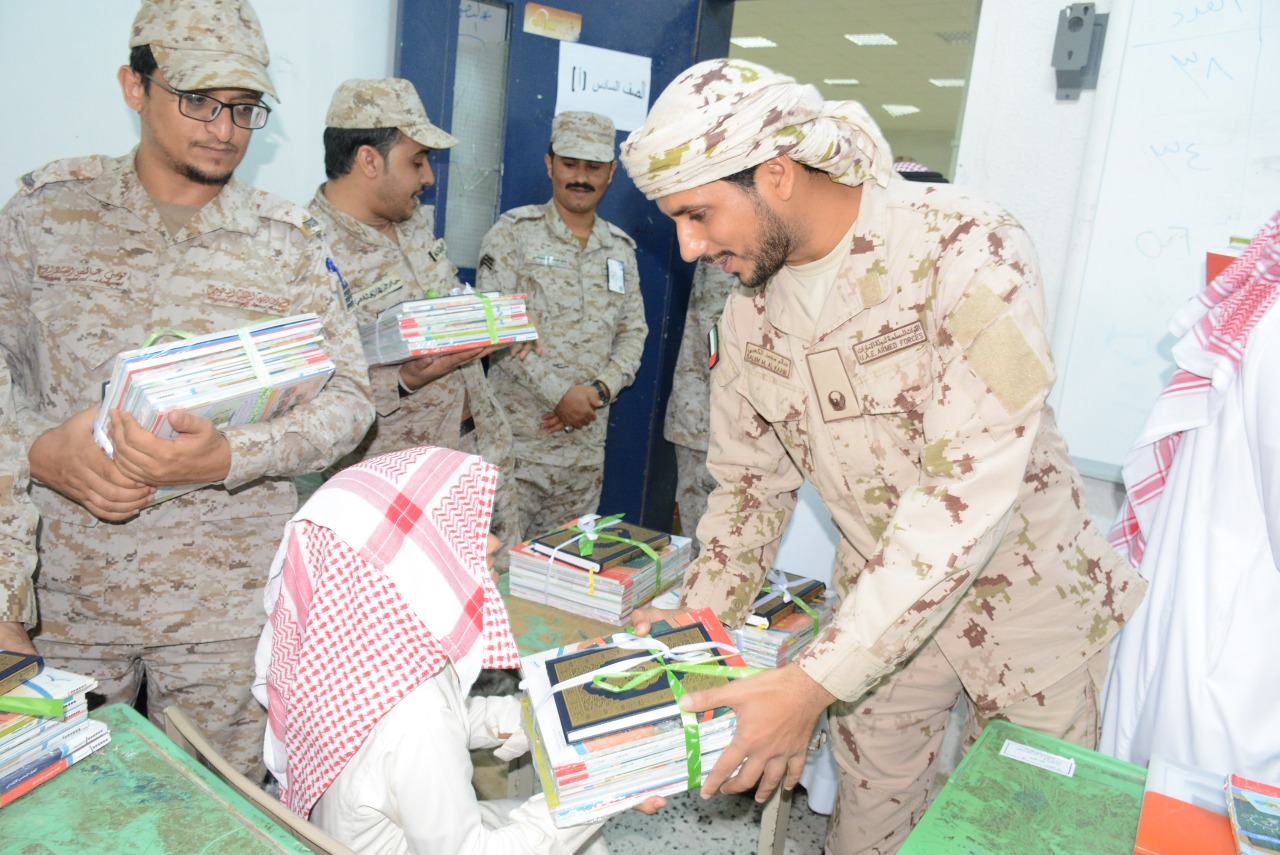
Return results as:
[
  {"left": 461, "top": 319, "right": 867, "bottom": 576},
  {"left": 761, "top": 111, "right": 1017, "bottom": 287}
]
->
[{"left": 144, "top": 75, "right": 271, "bottom": 130}]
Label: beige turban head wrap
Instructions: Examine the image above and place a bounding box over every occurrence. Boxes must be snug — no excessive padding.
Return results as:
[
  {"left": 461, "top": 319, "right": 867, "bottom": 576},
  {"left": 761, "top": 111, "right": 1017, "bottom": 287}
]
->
[{"left": 620, "top": 59, "right": 894, "bottom": 200}]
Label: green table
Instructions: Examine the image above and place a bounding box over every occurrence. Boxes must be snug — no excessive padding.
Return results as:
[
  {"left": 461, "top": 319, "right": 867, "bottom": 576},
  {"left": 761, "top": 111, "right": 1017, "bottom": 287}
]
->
[
  {"left": 901, "top": 719, "right": 1146, "bottom": 854},
  {"left": 0, "top": 704, "right": 310, "bottom": 853}
]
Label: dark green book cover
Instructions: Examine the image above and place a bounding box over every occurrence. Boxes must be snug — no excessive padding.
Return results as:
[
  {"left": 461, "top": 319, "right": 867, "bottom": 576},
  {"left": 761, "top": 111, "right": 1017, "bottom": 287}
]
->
[
  {"left": 545, "top": 617, "right": 732, "bottom": 743},
  {"left": 530, "top": 522, "right": 671, "bottom": 573}
]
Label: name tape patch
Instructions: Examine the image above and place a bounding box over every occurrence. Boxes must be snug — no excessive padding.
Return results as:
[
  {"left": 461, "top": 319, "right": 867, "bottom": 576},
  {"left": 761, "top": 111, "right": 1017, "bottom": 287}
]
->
[
  {"left": 853, "top": 321, "right": 926, "bottom": 364},
  {"left": 745, "top": 342, "right": 792, "bottom": 378}
]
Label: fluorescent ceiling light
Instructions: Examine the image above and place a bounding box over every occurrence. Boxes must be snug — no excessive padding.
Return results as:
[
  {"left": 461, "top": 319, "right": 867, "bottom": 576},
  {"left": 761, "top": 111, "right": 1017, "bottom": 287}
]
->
[
  {"left": 882, "top": 104, "right": 920, "bottom": 118},
  {"left": 823, "top": 78, "right": 861, "bottom": 86},
  {"left": 929, "top": 78, "right": 966, "bottom": 88},
  {"left": 845, "top": 33, "right": 897, "bottom": 46},
  {"left": 730, "top": 36, "right": 777, "bottom": 49}
]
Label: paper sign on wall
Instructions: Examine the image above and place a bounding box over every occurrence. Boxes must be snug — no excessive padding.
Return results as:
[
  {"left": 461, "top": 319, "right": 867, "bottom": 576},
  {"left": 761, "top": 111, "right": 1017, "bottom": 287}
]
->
[{"left": 555, "top": 42, "right": 652, "bottom": 132}]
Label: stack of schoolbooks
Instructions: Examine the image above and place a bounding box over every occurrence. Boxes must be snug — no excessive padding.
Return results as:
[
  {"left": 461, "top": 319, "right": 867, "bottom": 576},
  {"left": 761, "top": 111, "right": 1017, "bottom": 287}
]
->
[
  {"left": 520, "top": 609, "right": 749, "bottom": 826},
  {"left": 92, "top": 314, "right": 335, "bottom": 503},
  {"left": 361, "top": 292, "right": 538, "bottom": 365},
  {"left": 731, "top": 572, "right": 834, "bottom": 669},
  {"left": 0, "top": 652, "right": 109, "bottom": 807},
  {"left": 508, "top": 519, "right": 691, "bottom": 624}
]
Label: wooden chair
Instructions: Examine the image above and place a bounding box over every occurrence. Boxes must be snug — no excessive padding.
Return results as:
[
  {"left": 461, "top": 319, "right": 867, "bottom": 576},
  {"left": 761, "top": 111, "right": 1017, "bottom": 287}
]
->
[{"left": 162, "top": 705, "right": 356, "bottom": 855}]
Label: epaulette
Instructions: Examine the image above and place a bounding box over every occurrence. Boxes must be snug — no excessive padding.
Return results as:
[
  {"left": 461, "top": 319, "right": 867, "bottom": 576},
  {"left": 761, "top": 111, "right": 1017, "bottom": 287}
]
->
[
  {"left": 500, "top": 204, "right": 544, "bottom": 223},
  {"left": 605, "top": 220, "right": 637, "bottom": 249},
  {"left": 261, "top": 196, "right": 326, "bottom": 240},
  {"left": 18, "top": 155, "right": 108, "bottom": 196}
]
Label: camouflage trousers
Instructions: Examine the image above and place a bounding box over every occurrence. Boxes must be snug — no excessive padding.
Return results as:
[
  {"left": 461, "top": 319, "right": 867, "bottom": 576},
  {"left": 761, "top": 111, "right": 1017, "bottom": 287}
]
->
[
  {"left": 32, "top": 504, "right": 288, "bottom": 780},
  {"left": 36, "top": 635, "right": 266, "bottom": 779},
  {"left": 673, "top": 444, "right": 715, "bottom": 558},
  {"left": 513, "top": 460, "right": 604, "bottom": 541},
  {"left": 825, "top": 638, "right": 1107, "bottom": 855}
]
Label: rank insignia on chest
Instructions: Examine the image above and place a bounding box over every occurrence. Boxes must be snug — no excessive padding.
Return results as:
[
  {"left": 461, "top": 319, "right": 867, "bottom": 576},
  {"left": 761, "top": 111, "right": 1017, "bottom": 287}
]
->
[
  {"left": 707, "top": 324, "right": 720, "bottom": 369},
  {"left": 428, "top": 238, "right": 448, "bottom": 263},
  {"left": 478, "top": 254, "right": 495, "bottom": 272}
]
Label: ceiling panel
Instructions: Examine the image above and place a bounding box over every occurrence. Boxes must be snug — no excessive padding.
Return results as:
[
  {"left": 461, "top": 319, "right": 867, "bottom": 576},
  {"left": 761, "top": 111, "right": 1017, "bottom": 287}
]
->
[{"left": 727, "top": 0, "right": 981, "bottom": 134}]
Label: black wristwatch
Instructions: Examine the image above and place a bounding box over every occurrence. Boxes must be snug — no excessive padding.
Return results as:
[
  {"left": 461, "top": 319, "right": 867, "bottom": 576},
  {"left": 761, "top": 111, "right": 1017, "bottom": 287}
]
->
[{"left": 590, "top": 379, "right": 610, "bottom": 405}]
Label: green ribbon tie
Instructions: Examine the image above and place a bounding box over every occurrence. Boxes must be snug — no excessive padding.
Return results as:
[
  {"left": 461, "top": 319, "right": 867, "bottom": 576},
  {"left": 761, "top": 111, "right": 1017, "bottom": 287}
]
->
[
  {"left": 761, "top": 585, "right": 822, "bottom": 635},
  {"left": 591, "top": 652, "right": 762, "bottom": 791},
  {"left": 0, "top": 696, "right": 65, "bottom": 717},
  {"left": 477, "top": 293, "right": 500, "bottom": 345},
  {"left": 566, "top": 515, "right": 664, "bottom": 596}
]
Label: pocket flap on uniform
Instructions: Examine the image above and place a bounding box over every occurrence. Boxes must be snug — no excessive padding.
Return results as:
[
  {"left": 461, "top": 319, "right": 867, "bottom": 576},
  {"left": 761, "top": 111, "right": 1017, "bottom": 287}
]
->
[
  {"left": 742, "top": 363, "right": 806, "bottom": 423},
  {"left": 851, "top": 343, "right": 934, "bottom": 415}
]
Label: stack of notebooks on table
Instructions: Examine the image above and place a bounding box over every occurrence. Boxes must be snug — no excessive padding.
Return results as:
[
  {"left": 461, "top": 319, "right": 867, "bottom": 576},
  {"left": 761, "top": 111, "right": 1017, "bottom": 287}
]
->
[
  {"left": 508, "top": 519, "right": 690, "bottom": 624},
  {"left": 519, "top": 609, "right": 750, "bottom": 826},
  {"left": 360, "top": 292, "right": 538, "bottom": 365},
  {"left": 0, "top": 652, "right": 109, "bottom": 807},
  {"left": 93, "top": 313, "right": 335, "bottom": 503},
  {"left": 731, "top": 571, "right": 834, "bottom": 669}
]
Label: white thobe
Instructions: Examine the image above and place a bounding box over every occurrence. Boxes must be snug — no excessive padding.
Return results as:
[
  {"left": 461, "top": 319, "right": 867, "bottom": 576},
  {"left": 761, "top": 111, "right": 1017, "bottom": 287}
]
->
[
  {"left": 1100, "top": 307, "right": 1280, "bottom": 780},
  {"left": 310, "top": 665, "right": 608, "bottom": 855}
]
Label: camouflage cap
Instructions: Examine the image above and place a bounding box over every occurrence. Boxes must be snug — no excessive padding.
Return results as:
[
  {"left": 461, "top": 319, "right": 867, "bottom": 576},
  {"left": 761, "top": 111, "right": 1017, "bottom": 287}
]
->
[
  {"left": 620, "top": 59, "right": 892, "bottom": 200},
  {"left": 325, "top": 78, "right": 458, "bottom": 150},
  {"left": 551, "top": 111, "right": 616, "bottom": 163},
  {"left": 130, "top": 0, "right": 276, "bottom": 100}
]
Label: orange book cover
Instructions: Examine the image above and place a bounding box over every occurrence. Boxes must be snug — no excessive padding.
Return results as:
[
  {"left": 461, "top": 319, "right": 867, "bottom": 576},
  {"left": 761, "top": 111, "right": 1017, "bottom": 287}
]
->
[{"left": 1133, "top": 791, "right": 1235, "bottom": 854}]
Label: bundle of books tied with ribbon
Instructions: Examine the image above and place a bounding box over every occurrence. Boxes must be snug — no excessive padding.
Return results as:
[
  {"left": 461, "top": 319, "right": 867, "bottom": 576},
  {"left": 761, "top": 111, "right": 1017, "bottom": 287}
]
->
[
  {"left": 508, "top": 515, "right": 691, "bottom": 624},
  {"left": 519, "top": 609, "right": 760, "bottom": 826},
  {"left": 360, "top": 291, "right": 538, "bottom": 365},
  {"left": 731, "top": 569, "right": 834, "bottom": 669},
  {"left": 92, "top": 314, "right": 336, "bottom": 504},
  {"left": 0, "top": 651, "right": 109, "bottom": 807}
]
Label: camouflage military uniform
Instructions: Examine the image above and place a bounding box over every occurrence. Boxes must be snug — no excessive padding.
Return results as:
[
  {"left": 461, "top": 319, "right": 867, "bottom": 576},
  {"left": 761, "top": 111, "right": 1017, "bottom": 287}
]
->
[
  {"left": 663, "top": 263, "right": 737, "bottom": 555},
  {"left": 685, "top": 180, "right": 1146, "bottom": 853},
  {"left": 477, "top": 202, "right": 647, "bottom": 538},
  {"left": 0, "top": 153, "right": 374, "bottom": 774},
  {"left": 0, "top": 364, "right": 38, "bottom": 634},
  {"left": 308, "top": 189, "right": 520, "bottom": 551}
]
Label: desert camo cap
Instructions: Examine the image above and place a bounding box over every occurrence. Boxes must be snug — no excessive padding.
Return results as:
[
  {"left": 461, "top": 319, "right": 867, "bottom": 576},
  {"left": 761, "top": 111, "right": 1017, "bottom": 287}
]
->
[
  {"left": 325, "top": 78, "right": 458, "bottom": 150},
  {"left": 130, "top": 0, "right": 276, "bottom": 100},
  {"left": 551, "top": 111, "right": 616, "bottom": 162}
]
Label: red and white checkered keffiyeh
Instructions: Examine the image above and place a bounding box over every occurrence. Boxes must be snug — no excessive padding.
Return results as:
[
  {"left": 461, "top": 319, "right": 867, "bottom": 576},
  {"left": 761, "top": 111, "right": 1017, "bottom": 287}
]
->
[
  {"left": 1108, "top": 212, "right": 1280, "bottom": 566},
  {"left": 258, "top": 446, "right": 519, "bottom": 818}
]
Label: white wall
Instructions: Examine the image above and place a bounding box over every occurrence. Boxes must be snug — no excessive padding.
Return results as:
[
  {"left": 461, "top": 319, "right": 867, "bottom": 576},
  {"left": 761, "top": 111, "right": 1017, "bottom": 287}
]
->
[{"left": 0, "top": 0, "right": 398, "bottom": 206}]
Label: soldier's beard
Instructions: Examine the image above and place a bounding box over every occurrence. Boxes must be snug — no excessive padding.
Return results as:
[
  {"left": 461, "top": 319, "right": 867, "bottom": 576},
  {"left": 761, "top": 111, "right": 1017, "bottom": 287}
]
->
[
  {"left": 723, "top": 198, "right": 796, "bottom": 290},
  {"left": 179, "top": 164, "right": 234, "bottom": 186}
]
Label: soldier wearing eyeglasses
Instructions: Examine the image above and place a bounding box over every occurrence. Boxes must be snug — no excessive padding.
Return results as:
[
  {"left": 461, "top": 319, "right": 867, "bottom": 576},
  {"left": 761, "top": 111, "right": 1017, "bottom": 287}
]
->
[{"left": 0, "top": 0, "right": 374, "bottom": 777}]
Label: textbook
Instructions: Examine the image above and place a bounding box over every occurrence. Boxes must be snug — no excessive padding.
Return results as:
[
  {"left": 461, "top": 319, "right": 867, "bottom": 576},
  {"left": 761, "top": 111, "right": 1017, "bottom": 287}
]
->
[
  {"left": 0, "top": 652, "right": 41, "bottom": 697},
  {"left": 528, "top": 521, "right": 672, "bottom": 574},
  {"left": 0, "top": 719, "right": 110, "bottom": 807},
  {"left": 545, "top": 620, "right": 733, "bottom": 743},
  {"left": 519, "top": 609, "right": 749, "bottom": 826},
  {"left": 1225, "top": 773, "right": 1280, "bottom": 855},
  {"left": 0, "top": 667, "right": 97, "bottom": 742},
  {"left": 92, "top": 314, "right": 335, "bottom": 504},
  {"left": 361, "top": 292, "right": 538, "bottom": 365},
  {"left": 508, "top": 534, "right": 690, "bottom": 624}
]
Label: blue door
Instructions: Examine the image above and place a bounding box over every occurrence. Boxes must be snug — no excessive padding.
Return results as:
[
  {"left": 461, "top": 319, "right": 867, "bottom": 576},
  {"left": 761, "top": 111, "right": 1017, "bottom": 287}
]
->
[{"left": 399, "top": 0, "right": 733, "bottom": 531}]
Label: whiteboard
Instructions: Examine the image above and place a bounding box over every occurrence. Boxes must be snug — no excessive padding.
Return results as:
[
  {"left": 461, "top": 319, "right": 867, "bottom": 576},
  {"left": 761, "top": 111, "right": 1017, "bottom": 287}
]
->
[{"left": 1052, "top": 0, "right": 1280, "bottom": 480}]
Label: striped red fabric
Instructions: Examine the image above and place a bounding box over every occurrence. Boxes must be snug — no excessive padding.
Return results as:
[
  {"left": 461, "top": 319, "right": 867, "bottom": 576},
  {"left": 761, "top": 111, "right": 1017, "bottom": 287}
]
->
[
  {"left": 1109, "top": 212, "right": 1280, "bottom": 565},
  {"left": 261, "top": 446, "right": 519, "bottom": 818}
]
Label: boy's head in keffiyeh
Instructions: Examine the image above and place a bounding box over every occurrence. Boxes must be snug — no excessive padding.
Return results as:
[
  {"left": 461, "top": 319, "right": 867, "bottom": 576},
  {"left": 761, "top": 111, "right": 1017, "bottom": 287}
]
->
[{"left": 256, "top": 445, "right": 519, "bottom": 818}]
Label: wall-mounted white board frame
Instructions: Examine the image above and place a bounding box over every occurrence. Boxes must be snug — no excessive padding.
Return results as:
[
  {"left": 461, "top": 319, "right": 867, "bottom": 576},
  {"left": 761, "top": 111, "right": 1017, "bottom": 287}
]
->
[{"left": 1049, "top": 0, "right": 1280, "bottom": 481}]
